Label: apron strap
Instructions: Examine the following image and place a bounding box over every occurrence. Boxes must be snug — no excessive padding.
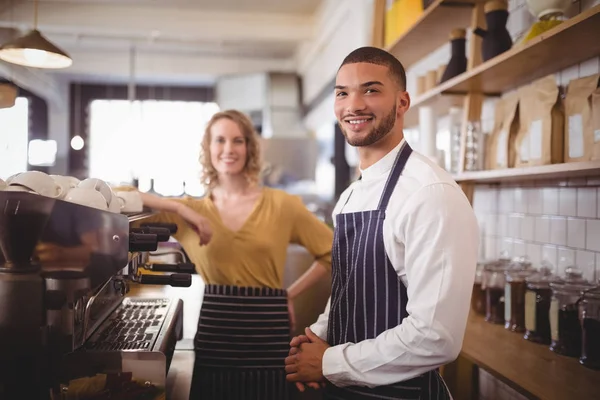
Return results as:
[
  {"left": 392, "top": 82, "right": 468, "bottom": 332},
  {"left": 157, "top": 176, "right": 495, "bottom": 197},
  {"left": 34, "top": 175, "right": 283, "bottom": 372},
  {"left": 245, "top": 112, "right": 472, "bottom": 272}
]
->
[{"left": 377, "top": 142, "right": 412, "bottom": 211}]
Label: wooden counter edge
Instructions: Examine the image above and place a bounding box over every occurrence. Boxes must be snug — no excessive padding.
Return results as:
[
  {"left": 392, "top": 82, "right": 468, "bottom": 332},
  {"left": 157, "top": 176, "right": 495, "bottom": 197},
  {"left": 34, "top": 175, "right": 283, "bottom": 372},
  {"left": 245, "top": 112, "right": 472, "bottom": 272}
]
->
[{"left": 449, "top": 312, "right": 600, "bottom": 400}]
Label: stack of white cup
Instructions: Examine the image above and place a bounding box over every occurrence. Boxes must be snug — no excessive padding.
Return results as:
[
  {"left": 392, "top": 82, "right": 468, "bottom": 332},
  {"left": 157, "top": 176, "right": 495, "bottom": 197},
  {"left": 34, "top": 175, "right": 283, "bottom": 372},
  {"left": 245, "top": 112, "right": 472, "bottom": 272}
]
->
[{"left": 0, "top": 171, "right": 137, "bottom": 213}]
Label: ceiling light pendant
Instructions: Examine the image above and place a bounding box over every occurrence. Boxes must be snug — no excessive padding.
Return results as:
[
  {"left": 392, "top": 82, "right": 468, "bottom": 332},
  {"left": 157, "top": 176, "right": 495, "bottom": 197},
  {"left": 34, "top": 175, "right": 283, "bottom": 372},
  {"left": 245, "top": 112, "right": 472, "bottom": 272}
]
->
[
  {"left": 0, "top": 0, "right": 72, "bottom": 69},
  {"left": 0, "top": 29, "right": 72, "bottom": 68}
]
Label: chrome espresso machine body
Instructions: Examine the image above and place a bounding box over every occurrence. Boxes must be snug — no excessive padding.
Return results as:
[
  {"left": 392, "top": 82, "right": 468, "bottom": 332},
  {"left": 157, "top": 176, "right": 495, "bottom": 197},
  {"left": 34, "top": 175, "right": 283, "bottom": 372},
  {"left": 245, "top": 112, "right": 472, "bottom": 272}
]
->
[{"left": 0, "top": 191, "right": 193, "bottom": 399}]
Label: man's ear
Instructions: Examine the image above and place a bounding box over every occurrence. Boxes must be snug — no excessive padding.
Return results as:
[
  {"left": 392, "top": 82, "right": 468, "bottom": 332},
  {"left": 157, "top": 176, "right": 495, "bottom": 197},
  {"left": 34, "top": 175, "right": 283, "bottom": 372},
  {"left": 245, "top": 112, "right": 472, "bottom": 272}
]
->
[{"left": 397, "top": 91, "right": 411, "bottom": 113}]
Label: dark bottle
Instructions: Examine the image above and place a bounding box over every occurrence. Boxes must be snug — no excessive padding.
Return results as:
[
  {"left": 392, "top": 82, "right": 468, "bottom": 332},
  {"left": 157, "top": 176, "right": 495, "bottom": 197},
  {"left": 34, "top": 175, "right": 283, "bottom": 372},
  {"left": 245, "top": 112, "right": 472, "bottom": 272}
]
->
[
  {"left": 440, "top": 28, "right": 467, "bottom": 83},
  {"left": 473, "top": 0, "right": 513, "bottom": 62}
]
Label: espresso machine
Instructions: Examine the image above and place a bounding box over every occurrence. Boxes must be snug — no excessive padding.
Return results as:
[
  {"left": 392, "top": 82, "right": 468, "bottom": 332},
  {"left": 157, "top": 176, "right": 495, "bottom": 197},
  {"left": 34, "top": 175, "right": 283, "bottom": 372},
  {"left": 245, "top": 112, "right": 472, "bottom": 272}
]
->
[{"left": 0, "top": 190, "right": 193, "bottom": 399}]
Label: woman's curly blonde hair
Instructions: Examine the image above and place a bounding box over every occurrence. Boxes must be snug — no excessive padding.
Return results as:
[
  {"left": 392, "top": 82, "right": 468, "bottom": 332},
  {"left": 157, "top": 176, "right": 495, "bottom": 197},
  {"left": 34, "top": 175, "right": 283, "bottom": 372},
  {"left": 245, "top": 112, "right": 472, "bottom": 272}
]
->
[{"left": 199, "top": 110, "right": 263, "bottom": 190}]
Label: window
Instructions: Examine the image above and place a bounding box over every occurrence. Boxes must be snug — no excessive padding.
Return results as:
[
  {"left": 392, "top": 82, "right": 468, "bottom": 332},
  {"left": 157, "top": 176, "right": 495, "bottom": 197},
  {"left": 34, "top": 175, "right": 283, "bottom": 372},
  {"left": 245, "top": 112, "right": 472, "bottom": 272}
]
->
[
  {"left": 0, "top": 97, "right": 29, "bottom": 180},
  {"left": 88, "top": 99, "right": 219, "bottom": 197}
]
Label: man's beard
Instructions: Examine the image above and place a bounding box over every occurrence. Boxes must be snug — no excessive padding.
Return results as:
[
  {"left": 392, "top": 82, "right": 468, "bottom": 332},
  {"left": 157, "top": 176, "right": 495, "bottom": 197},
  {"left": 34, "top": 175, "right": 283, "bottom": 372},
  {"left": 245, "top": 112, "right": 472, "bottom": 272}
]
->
[{"left": 339, "top": 104, "right": 396, "bottom": 147}]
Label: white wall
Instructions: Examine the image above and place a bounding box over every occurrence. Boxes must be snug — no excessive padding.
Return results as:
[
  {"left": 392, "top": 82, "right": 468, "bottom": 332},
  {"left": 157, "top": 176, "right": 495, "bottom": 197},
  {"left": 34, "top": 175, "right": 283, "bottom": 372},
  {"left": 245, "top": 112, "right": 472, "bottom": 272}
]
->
[{"left": 297, "top": 0, "right": 373, "bottom": 113}]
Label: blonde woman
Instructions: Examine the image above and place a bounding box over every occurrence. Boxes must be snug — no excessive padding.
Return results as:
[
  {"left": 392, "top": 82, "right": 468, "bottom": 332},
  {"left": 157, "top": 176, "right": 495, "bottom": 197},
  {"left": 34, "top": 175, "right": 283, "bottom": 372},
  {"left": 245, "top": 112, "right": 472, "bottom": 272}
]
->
[{"left": 137, "top": 109, "right": 333, "bottom": 399}]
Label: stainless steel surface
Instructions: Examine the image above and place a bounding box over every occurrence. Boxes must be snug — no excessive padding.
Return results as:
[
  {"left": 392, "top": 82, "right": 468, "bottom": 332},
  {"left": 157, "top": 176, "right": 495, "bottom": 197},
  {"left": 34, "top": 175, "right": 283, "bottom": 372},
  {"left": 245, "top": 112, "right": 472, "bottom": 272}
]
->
[
  {"left": 0, "top": 194, "right": 187, "bottom": 398},
  {"left": 0, "top": 191, "right": 129, "bottom": 289},
  {"left": 63, "top": 297, "right": 184, "bottom": 388}
]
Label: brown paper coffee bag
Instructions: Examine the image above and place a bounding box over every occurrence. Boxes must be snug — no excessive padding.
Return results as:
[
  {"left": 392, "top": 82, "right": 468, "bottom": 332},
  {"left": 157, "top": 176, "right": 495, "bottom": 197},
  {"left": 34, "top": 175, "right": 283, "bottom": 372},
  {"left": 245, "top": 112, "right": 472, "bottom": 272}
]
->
[
  {"left": 514, "top": 75, "right": 564, "bottom": 167},
  {"left": 489, "top": 92, "right": 519, "bottom": 169},
  {"left": 591, "top": 88, "right": 600, "bottom": 160},
  {"left": 485, "top": 98, "right": 504, "bottom": 170},
  {"left": 564, "top": 74, "right": 599, "bottom": 162}
]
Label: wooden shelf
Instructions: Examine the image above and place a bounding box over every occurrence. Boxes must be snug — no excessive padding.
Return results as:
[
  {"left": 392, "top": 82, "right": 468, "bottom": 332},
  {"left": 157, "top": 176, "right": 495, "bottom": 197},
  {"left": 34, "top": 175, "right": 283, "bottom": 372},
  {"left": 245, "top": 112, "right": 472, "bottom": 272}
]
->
[
  {"left": 404, "top": 5, "right": 600, "bottom": 126},
  {"left": 453, "top": 160, "right": 600, "bottom": 183},
  {"left": 462, "top": 313, "right": 599, "bottom": 400},
  {"left": 385, "top": 0, "right": 475, "bottom": 69}
]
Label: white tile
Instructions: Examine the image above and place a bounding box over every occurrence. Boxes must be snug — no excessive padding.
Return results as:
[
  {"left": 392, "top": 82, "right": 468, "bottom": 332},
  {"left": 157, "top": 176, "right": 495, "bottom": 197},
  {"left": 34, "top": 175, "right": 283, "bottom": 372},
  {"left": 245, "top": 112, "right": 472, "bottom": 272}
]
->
[
  {"left": 498, "top": 215, "right": 509, "bottom": 237},
  {"left": 526, "top": 188, "right": 543, "bottom": 214},
  {"left": 521, "top": 216, "right": 535, "bottom": 241},
  {"left": 513, "top": 240, "right": 527, "bottom": 257},
  {"left": 542, "top": 188, "right": 559, "bottom": 215},
  {"left": 486, "top": 214, "right": 498, "bottom": 237},
  {"left": 558, "top": 248, "right": 576, "bottom": 275},
  {"left": 499, "top": 238, "right": 514, "bottom": 258},
  {"left": 597, "top": 188, "right": 600, "bottom": 218},
  {"left": 485, "top": 236, "right": 497, "bottom": 260},
  {"left": 586, "top": 220, "right": 600, "bottom": 251},
  {"left": 499, "top": 188, "right": 514, "bottom": 213},
  {"left": 542, "top": 245, "right": 558, "bottom": 272},
  {"left": 535, "top": 216, "right": 551, "bottom": 243},
  {"left": 567, "top": 218, "right": 586, "bottom": 249},
  {"left": 579, "top": 57, "right": 600, "bottom": 77},
  {"left": 550, "top": 217, "right": 567, "bottom": 246},
  {"left": 558, "top": 187, "right": 577, "bottom": 217},
  {"left": 513, "top": 187, "right": 527, "bottom": 213},
  {"left": 576, "top": 250, "right": 596, "bottom": 281},
  {"left": 560, "top": 64, "right": 580, "bottom": 86},
  {"left": 577, "top": 187, "right": 597, "bottom": 218},
  {"left": 526, "top": 243, "right": 542, "bottom": 266},
  {"left": 509, "top": 214, "right": 522, "bottom": 238}
]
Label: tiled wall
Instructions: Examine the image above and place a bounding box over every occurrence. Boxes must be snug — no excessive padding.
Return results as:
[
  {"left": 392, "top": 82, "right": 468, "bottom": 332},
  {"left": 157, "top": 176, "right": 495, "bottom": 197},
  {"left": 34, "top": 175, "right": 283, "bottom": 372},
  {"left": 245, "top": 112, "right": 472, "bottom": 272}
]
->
[
  {"left": 473, "top": 181, "right": 600, "bottom": 281},
  {"left": 406, "top": 0, "right": 600, "bottom": 398}
]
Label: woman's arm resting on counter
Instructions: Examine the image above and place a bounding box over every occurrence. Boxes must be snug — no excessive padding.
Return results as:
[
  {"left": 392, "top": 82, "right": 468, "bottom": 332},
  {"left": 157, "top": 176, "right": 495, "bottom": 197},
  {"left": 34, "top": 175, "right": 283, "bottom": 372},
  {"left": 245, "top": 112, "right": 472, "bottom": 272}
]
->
[{"left": 138, "top": 192, "right": 213, "bottom": 245}]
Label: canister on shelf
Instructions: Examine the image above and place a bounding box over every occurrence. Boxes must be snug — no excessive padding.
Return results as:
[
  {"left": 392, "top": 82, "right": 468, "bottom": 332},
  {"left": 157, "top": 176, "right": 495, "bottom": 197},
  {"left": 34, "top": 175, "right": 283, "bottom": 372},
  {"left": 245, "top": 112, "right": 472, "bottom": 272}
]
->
[
  {"left": 473, "top": 260, "right": 500, "bottom": 315},
  {"left": 580, "top": 285, "right": 600, "bottom": 370},
  {"left": 484, "top": 254, "right": 511, "bottom": 324},
  {"left": 504, "top": 256, "right": 535, "bottom": 332},
  {"left": 523, "top": 263, "right": 558, "bottom": 344},
  {"left": 549, "top": 266, "right": 595, "bottom": 357}
]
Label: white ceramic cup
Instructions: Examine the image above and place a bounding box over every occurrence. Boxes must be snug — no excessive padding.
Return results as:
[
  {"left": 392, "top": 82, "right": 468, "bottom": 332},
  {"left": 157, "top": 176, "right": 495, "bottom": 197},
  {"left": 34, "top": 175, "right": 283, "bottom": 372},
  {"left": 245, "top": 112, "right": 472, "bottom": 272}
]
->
[
  {"left": 51, "top": 175, "right": 80, "bottom": 200},
  {"left": 114, "top": 191, "right": 143, "bottom": 213},
  {"left": 64, "top": 188, "right": 109, "bottom": 211},
  {"left": 9, "top": 171, "right": 62, "bottom": 198},
  {"left": 78, "top": 178, "right": 114, "bottom": 207},
  {"left": 4, "top": 185, "right": 36, "bottom": 193}
]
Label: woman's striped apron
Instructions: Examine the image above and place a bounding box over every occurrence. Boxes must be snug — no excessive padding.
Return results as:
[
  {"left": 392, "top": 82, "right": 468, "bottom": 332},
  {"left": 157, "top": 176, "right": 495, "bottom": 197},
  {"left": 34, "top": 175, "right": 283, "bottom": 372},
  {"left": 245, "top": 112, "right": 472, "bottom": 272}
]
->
[
  {"left": 189, "top": 284, "right": 292, "bottom": 400},
  {"left": 324, "top": 142, "right": 451, "bottom": 399}
]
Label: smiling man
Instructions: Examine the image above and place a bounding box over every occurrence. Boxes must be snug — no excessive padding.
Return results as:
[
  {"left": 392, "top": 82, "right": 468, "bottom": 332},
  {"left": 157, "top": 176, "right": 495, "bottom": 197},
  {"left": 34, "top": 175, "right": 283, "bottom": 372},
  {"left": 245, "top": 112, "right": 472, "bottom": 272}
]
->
[{"left": 284, "top": 47, "right": 479, "bottom": 399}]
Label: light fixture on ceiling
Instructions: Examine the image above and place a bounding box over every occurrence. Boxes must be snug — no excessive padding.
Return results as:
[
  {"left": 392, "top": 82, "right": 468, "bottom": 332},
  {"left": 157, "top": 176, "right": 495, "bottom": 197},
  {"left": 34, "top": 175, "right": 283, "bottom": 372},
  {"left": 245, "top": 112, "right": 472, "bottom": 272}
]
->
[{"left": 0, "top": 0, "right": 72, "bottom": 69}]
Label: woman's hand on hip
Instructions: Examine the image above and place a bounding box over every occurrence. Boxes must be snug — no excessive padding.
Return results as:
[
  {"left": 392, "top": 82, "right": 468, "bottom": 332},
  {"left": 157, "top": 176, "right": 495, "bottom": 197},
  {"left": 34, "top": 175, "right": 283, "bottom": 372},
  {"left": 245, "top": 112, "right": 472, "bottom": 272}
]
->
[{"left": 176, "top": 204, "right": 213, "bottom": 245}]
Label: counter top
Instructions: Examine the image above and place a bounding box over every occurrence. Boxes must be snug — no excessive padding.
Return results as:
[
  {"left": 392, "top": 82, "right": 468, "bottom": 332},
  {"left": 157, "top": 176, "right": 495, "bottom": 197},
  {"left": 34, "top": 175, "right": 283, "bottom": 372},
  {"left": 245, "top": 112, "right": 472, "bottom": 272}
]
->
[{"left": 462, "top": 313, "right": 599, "bottom": 400}]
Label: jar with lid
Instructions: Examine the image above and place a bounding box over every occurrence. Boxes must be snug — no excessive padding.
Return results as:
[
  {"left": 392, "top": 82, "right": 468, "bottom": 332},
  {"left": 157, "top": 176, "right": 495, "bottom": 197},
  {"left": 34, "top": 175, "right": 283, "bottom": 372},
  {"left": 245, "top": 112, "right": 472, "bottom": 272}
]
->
[
  {"left": 473, "top": 260, "right": 498, "bottom": 315},
  {"left": 485, "top": 261, "right": 510, "bottom": 324},
  {"left": 549, "top": 266, "right": 595, "bottom": 357},
  {"left": 504, "top": 256, "right": 535, "bottom": 332},
  {"left": 523, "top": 263, "right": 557, "bottom": 344},
  {"left": 580, "top": 285, "right": 600, "bottom": 369}
]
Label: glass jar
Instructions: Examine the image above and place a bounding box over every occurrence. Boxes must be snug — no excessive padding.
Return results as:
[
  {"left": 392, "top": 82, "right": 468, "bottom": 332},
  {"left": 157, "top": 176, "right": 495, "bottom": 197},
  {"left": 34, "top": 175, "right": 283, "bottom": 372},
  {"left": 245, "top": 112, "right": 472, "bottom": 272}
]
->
[
  {"left": 549, "top": 267, "right": 595, "bottom": 357},
  {"left": 485, "top": 262, "right": 509, "bottom": 324},
  {"left": 504, "top": 257, "right": 535, "bottom": 332},
  {"left": 580, "top": 286, "right": 600, "bottom": 369},
  {"left": 473, "top": 260, "right": 498, "bottom": 315},
  {"left": 523, "top": 265, "right": 558, "bottom": 344}
]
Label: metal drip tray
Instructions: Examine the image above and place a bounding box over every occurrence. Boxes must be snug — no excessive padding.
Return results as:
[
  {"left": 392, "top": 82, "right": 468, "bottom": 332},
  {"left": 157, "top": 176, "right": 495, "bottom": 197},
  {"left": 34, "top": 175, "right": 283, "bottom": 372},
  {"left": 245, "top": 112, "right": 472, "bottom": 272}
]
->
[{"left": 83, "top": 298, "right": 170, "bottom": 352}]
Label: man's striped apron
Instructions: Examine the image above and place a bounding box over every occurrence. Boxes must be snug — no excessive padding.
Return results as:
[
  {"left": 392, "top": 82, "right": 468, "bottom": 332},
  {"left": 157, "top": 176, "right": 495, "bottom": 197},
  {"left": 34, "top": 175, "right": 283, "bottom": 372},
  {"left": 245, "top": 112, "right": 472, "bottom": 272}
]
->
[{"left": 324, "top": 142, "right": 451, "bottom": 399}]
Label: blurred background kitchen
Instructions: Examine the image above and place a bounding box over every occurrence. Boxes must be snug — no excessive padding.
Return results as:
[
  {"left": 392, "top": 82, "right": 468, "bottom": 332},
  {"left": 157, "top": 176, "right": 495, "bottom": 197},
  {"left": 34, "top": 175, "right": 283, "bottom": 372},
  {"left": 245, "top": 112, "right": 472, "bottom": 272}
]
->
[{"left": 2, "top": 0, "right": 600, "bottom": 398}]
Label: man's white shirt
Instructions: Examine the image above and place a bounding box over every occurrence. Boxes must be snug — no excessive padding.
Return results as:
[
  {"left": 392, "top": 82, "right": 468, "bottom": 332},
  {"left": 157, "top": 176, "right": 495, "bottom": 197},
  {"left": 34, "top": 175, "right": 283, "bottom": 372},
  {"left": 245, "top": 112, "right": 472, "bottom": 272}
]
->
[{"left": 310, "top": 140, "right": 479, "bottom": 388}]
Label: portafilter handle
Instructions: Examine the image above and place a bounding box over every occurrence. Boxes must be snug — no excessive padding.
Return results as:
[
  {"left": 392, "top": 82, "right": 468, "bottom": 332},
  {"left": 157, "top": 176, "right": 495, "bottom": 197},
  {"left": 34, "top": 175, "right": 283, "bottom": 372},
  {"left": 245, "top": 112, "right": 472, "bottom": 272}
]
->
[
  {"left": 130, "top": 226, "right": 171, "bottom": 242},
  {"left": 138, "top": 273, "right": 192, "bottom": 287},
  {"left": 129, "top": 232, "right": 158, "bottom": 252},
  {"left": 140, "top": 222, "right": 178, "bottom": 234},
  {"left": 143, "top": 262, "right": 195, "bottom": 273}
]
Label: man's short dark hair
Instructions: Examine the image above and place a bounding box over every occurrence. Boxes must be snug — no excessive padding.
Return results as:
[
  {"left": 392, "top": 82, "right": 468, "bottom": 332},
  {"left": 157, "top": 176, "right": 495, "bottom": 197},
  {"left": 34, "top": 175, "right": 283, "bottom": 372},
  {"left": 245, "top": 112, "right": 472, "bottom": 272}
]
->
[{"left": 338, "top": 46, "right": 407, "bottom": 91}]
